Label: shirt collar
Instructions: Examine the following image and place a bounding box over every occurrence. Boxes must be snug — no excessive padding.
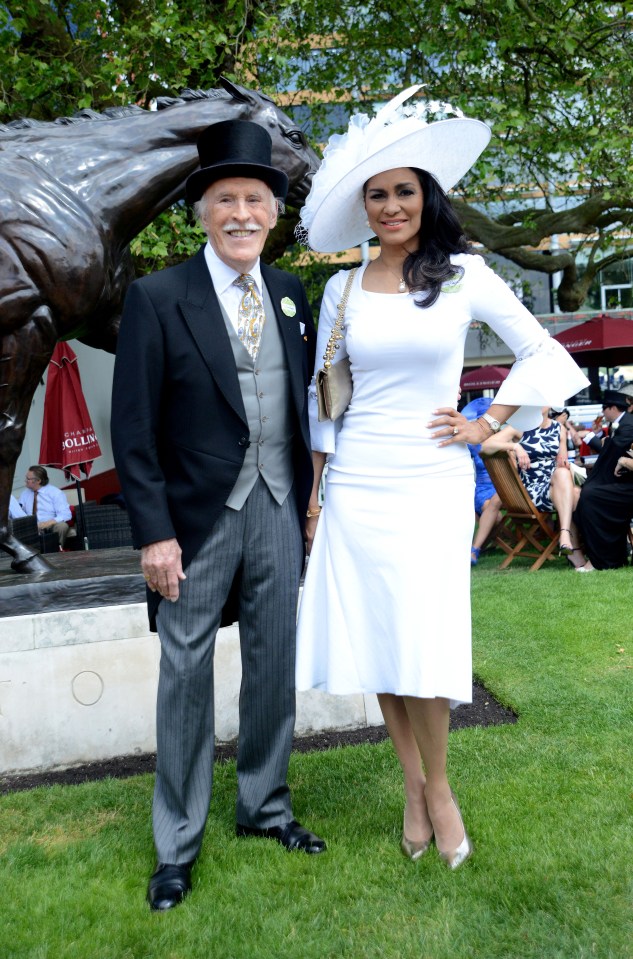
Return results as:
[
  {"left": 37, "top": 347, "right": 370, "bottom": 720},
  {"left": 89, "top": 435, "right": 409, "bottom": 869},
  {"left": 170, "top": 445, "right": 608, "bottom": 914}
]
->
[
  {"left": 203, "top": 242, "right": 263, "bottom": 297},
  {"left": 612, "top": 411, "right": 625, "bottom": 429}
]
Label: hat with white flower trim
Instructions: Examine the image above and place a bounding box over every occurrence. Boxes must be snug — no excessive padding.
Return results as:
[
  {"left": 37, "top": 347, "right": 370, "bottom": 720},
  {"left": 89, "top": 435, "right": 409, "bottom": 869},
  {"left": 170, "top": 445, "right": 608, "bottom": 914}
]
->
[{"left": 297, "top": 86, "right": 491, "bottom": 253}]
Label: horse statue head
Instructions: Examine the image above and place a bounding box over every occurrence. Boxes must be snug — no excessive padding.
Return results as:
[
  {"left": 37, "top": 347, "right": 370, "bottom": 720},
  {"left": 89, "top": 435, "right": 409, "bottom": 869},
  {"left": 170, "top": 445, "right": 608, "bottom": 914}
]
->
[
  {"left": 0, "top": 79, "right": 321, "bottom": 572},
  {"left": 155, "top": 78, "right": 318, "bottom": 207}
]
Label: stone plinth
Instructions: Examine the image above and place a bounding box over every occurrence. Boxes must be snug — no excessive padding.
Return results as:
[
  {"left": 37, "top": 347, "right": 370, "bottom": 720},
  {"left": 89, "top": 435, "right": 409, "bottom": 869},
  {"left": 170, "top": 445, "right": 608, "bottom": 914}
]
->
[{"left": 0, "top": 603, "right": 381, "bottom": 775}]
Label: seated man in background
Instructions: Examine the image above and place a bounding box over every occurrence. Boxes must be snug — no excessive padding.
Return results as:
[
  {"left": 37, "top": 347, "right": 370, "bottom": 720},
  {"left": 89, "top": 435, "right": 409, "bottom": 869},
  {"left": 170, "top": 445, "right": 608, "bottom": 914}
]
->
[
  {"left": 574, "top": 390, "right": 633, "bottom": 570},
  {"left": 18, "top": 465, "right": 72, "bottom": 547}
]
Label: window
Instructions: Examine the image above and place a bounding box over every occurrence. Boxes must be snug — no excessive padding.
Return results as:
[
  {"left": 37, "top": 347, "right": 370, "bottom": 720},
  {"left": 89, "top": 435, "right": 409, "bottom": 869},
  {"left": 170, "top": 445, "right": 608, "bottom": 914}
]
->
[{"left": 601, "top": 285, "right": 632, "bottom": 310}]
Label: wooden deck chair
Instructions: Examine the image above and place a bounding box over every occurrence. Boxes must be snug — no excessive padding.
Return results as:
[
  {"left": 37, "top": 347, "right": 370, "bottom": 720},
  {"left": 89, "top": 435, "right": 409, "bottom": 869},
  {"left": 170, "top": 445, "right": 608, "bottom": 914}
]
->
[{"left": 482, "top": 451, "right": 559, "bottom": 570}]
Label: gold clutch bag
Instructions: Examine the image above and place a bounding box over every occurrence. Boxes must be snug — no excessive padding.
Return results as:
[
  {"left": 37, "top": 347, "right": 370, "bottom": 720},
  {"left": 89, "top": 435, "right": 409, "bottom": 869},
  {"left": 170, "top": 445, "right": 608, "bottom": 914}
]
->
[{"left": 315, "top": 268, "right": 357, "bottom": 422}]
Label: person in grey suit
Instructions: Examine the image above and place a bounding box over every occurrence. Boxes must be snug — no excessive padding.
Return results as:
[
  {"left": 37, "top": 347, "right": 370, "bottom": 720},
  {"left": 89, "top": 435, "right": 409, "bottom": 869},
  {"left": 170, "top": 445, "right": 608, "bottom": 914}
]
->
[{"left": 111, "top": 119, "right": 325, "bottom": 912}]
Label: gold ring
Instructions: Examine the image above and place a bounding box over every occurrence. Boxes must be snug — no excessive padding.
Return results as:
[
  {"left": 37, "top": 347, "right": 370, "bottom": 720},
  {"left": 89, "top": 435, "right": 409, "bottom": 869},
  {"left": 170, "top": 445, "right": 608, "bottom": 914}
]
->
[
  {"left": 144, "top": 575, "right": 151, "bottom": 581},
  {"left": 453, "top": 426, "right": 459, "bottom": 436}
]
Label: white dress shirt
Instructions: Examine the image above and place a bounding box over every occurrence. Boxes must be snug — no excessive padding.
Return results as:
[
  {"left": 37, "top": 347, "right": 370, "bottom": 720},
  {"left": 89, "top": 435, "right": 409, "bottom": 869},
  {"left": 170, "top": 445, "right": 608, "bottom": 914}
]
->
[
  {"left": 19, "top": 485, "right": 72, "bottom": 523},
  {"left": 203, "top": 242, "right": 264, "bottom": 335}
]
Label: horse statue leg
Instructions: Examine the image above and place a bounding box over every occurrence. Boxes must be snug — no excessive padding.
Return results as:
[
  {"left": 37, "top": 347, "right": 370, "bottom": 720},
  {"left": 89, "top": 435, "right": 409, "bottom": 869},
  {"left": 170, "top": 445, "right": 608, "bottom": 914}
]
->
[
  {"left": 0, "top": 508, "right": 52, "bottom": 573},
  {"left": 0, "top": 312, "right": 57, "bottom": 573}
]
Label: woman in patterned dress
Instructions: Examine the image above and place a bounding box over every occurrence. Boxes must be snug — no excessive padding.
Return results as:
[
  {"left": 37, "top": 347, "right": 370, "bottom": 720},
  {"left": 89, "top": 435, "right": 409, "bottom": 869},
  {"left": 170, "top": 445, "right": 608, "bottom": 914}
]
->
[{"left": 515, "top": 407, "right": 588, "bottom": 567}]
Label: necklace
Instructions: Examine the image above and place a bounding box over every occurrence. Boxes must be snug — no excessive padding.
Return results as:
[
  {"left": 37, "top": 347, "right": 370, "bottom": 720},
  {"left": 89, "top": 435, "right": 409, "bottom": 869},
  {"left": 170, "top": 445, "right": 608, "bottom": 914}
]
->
[{"left": 378, "top": 259, "right": 407, "bottom": 292}]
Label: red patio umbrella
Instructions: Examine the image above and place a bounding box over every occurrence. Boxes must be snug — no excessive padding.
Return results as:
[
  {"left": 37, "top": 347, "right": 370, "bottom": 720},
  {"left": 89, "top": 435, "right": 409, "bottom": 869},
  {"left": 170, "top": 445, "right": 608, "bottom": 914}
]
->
[
  {"left": 552, "top": 315, "right": 633, "bottom": 367},
  {"left": 39, "top": 342, "right": 102, "bottom": 548},
  {"left": 460, "top": 365, "right": 510, "bottom": 391}
]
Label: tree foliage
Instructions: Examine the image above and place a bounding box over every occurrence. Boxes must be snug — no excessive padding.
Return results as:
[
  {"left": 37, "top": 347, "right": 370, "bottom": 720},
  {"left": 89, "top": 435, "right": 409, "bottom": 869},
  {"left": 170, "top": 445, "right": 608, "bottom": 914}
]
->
[
  {"left": 263, "top": 0, "right": 633, "bottom": 310},
  {"left": 0, "top": 0, "right": 279, "bottom": 115},
  {"left": 0, "top": 1, "right": 300, "bottom": 275},
  {"left": 1, "top": 0, "right": 632, "bottom": 309}
]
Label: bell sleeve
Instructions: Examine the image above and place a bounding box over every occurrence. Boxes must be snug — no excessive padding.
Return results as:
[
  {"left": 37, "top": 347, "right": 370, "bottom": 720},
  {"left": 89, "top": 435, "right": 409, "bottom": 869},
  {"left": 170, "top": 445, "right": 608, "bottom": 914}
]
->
[
  {"left": 307, "top": 271, "right": 351, "bottom": 454},
  {"left": 466, "top": 256, "right": 590, "bottom": 432}
]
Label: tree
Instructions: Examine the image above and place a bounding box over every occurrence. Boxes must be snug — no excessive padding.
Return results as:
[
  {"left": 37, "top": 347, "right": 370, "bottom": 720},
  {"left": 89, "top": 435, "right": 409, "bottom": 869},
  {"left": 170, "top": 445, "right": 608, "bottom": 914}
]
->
[
  {"left": 262, "top": 0, "right": 633, "bottom": 310},
  {"left": 0, "top": 1, "right": 280, "bottom": 117},
  {"left": 0, "top": 1, "right": 301, "bottom": 271},
  {"left": 2, "top": 0, "right": 632, "bottom": 309}
]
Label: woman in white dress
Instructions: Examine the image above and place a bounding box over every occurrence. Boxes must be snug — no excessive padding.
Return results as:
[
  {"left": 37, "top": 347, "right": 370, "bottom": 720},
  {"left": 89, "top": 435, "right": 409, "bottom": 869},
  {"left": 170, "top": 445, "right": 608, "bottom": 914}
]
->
[{"left": 295, "top": 88, "right": 589, "bottom": 868}]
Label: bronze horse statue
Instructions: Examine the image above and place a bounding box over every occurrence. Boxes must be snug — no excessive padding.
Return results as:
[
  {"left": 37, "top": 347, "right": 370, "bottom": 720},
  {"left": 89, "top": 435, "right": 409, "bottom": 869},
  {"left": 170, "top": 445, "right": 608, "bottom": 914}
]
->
[{"left": 0, "top": 78, "right": 319, "bottom": 572}]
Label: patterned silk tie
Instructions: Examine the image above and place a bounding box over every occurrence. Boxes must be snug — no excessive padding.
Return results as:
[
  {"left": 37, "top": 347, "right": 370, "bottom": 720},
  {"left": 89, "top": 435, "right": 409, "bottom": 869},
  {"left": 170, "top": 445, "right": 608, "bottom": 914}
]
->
[{"left": 234, "top": 273, "right": 266, "bottom": 360}]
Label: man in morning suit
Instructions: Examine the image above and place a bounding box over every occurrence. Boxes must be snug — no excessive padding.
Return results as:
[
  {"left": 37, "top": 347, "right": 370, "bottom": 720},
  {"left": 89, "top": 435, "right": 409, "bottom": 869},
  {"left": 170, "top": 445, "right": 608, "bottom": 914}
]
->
[
  {"left": 574, "top": 389, "right": 633, "bottom": 570},
  {"left": 111, "top": 119, "right": 325, "bottom": 912}
]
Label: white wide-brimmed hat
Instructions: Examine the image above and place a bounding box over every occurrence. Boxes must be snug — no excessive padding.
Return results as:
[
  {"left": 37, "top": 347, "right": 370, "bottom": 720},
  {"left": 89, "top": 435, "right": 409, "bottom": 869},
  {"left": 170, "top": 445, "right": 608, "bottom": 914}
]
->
[{"left": 297, "top": 86, "right": 491, "bottom": 253}]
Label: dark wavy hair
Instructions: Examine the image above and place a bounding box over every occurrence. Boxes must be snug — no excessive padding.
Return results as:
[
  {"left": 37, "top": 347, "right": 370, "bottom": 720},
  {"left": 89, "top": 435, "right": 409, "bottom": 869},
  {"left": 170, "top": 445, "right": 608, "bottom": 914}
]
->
[
  {"left": 364, "top": 167, "right": 471, "bottom": 309},
  {"left": 28, "top": 465, "right": 49, "bottom": 485}
]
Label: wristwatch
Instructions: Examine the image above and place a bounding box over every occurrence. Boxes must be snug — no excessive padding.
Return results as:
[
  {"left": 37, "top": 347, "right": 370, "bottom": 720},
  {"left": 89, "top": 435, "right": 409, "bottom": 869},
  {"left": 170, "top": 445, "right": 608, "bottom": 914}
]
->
[{"left": 481, "top": 412, "right": 501, "bottom": 433}]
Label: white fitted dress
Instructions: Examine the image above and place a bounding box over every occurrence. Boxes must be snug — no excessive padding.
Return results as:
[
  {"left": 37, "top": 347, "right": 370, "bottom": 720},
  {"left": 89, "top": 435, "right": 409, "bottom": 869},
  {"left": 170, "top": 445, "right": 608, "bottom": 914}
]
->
[{"left": 295, "top": 255, "right": 588, "bottom": 705}]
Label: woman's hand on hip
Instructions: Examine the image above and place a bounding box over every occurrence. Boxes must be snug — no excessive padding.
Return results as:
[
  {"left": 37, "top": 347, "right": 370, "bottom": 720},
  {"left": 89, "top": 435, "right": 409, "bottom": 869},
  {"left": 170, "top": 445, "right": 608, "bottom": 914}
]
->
[{"left": 428, "top": 407, "right": 481, "bottom": 447}]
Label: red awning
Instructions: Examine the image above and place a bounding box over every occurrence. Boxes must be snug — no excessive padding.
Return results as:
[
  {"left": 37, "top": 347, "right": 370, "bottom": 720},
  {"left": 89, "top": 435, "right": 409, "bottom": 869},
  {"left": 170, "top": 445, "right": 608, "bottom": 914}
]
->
[
  {"left": 39, "top": 342, "right": 102, "bottom": 479},
  {"left": 552, "top": 315, "right": 633, "bottom": 366},
  {"left": 460, "top": 365, "right": 510, "bottom": 390}
]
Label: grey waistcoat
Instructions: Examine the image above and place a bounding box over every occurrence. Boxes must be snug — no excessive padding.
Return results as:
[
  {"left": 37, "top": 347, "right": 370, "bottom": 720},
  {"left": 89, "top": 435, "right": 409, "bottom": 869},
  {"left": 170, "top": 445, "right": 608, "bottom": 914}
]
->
[{"left": 220, "top": 284, "right": 294, "bottom": 510}]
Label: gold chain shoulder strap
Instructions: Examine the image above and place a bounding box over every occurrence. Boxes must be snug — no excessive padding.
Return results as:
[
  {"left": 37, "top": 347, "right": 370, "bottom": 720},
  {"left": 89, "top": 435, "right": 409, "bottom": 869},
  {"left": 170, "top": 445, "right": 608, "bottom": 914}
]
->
[{"left": 322, "top": 268, "right": 359, "bottom": 369}]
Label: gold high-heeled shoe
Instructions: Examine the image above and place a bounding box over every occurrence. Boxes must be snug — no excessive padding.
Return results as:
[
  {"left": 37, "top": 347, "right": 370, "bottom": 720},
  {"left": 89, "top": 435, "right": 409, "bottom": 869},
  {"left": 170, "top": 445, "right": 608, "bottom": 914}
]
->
[
  {"left": 400, "top": 801, "right": 433, "bottom": 861},
  {"left": 437, "top": 793, "right": 473, "bottom": 870},
  {"left": 401, "top": 825, "right": 432, "bottom": 861}
]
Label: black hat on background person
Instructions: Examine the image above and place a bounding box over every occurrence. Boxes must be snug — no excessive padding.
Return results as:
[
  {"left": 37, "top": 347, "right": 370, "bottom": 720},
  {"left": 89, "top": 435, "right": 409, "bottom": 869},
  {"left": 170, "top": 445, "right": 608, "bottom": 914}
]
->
[
  {"left": 186, "top": 119, "right": 289, "bottom": 204},
  {"left": 602, "top": 389, "right": 630, "bottom": 411}
]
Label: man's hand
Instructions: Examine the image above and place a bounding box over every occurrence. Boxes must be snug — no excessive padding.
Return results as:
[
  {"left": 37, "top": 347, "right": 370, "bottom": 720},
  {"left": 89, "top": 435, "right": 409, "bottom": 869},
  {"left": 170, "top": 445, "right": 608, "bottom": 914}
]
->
[
  {"left": 141, "top": 538, "right": 186, "bottom": 602},
  {"left": 615, "top": 449, "right": 633, "bottom": 477}
]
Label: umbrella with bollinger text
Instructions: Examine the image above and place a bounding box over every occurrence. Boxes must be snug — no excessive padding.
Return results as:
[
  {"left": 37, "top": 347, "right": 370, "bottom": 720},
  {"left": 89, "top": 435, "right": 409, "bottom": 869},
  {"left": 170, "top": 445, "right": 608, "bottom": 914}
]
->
[
  {"left": 39, "top": 342, "right": 102, "bottom": 548},
  {"left": 460, "top": 365, "right": 510, "bottom": 391}
]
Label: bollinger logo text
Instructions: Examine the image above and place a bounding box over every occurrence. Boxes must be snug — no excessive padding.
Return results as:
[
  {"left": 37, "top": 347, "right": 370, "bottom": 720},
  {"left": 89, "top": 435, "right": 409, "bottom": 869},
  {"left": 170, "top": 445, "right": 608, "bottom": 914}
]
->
[{"left": 62, "top": 430, "right": 98, "bottom": 450}]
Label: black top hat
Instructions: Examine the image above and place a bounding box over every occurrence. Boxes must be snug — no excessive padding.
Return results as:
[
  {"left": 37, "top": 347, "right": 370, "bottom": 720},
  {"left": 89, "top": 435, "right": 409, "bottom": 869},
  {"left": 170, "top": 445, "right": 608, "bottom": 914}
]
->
[
  {"left": 186, "top": 120, "right": 288, "bottom": 204},
  {"left": 602, "top": 389, "right": 630, "bottom": 409}
]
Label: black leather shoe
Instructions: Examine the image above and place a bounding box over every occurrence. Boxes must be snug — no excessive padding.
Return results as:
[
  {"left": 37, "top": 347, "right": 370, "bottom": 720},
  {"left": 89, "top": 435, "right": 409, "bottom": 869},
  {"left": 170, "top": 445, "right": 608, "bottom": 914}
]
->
[
  {"left": 236, "top": 819, "right": 326, "bottom": 854},
  {"left": 147, "top": 861, "right": 194, "bottom": 911}
]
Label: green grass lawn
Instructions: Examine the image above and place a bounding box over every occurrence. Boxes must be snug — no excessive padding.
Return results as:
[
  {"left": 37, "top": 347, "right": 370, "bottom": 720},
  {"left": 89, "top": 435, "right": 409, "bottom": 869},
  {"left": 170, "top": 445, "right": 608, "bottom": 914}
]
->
[{"left": 1, "top": 551, "right": 632, "bottom": 959}]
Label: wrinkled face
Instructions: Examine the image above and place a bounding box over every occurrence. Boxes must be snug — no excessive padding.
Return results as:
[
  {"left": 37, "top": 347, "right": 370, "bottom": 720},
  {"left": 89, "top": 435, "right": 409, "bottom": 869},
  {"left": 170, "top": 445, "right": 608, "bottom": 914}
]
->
[
  {"left": 363, "top": 167, "right": 424, "bottom": 249},
  {"left": 25, "top": 471, "right": 42, "bottom": 491},
  {"left": 200, "top": 176, "right": 278, "bottom": 273}
]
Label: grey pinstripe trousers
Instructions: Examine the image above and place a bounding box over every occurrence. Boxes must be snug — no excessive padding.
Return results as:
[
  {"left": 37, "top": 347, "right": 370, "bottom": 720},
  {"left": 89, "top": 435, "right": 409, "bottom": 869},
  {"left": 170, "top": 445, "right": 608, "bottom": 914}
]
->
[{"left": 153, "top": 477, "right": 303, "bottom": 864}]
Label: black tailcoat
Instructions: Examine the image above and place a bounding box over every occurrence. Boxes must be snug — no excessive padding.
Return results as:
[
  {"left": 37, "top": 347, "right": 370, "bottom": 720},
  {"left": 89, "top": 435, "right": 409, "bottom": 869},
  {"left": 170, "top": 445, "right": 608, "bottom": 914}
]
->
[
  {"left": 111, "top": 246, "right": 316, "bottom": 626},
  {"left": 574, "top": 412, "right": 633, "bottom": 568}
]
